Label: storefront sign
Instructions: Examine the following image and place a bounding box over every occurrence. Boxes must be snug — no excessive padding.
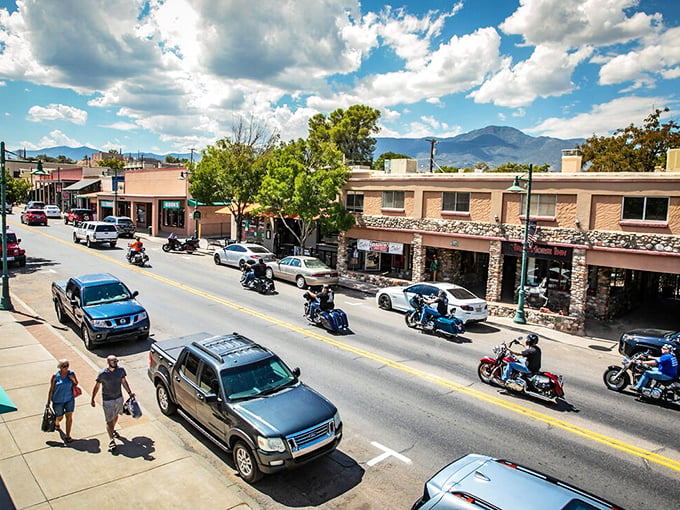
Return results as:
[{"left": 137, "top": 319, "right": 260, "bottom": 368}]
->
[
  {"left": 501, "top": 241, "right": 572, "bottom": 262},
  {"left": 100, "top": 200, "right": 113, "bottom": 207},
  {"left": 357, "top": 238, "right": 404, "bottom": 255},
  {"left": 162, "top": 200, "right": 181, "bottom": 209}
]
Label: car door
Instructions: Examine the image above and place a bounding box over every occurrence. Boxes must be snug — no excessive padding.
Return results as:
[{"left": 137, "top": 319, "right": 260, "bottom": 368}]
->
[
  {"left": 281, "top": 257, "right": 298, "bottom": 282},
  {"left": 173, "top": 351, "right": 199, "bottom": 417},
  {"left": 194, "top": 363, "right": 226, "bottom": 437},
  {"left": 225, "top": 245, "right": 244, "bottom": 266},
  {"left": 273, "top": 257, "right": 291, "bottom": 280}
]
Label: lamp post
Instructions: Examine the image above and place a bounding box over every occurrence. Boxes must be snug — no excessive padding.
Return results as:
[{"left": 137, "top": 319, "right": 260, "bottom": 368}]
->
[
  {"left": 179, "top": 148, "right": 198, "bottom": 238},
  {"left": 56, "top": 166, "right": 61, "bottom": 212},
  {"left": 113, "top": 167, "right": 118, "bottom": 216},
  {"left": 506, "top": 163, "right": 533, "bottom": 324},
  {"left": 0, "top": 142, "right": 12, "bottom": 310}
]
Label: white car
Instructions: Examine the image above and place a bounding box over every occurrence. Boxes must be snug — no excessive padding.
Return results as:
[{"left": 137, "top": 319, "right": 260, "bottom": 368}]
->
[
  {"left": 43, "top": 205, "right": 62, "bottom": 218},
  {"left": 213, "top": 242, "right": 277, "bottom": 269},
  {"left": 376, "top": 281, "right": 488, "bottom": 324}
]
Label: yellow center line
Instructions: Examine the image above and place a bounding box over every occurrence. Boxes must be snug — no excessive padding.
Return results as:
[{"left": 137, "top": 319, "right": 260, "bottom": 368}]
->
[{"left": 21, "top": 222, "right": 680, "bottom": 473}]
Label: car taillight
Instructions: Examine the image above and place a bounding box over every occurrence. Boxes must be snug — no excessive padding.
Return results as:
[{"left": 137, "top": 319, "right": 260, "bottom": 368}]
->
[{"left": 460, "top": 305, "right": 474, "bottom": 311}]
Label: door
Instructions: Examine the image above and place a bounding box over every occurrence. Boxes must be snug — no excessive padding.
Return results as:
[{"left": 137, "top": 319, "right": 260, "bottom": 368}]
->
[
  {"left": 173, "top": 351, "right": 199, "bottom": 417},
  {"left": 194, "top": 363, "right": 226, "bottom": 438}
]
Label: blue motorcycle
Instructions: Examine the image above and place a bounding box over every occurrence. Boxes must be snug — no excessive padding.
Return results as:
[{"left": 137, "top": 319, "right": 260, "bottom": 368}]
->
[{"left": 405, "top": 294, "right": 465, "bottom": 338}]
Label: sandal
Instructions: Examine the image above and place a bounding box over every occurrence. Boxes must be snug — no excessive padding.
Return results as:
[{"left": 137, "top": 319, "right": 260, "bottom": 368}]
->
[
  {"left": 112, "top": 430, "right": 120, "bottom": 439},
  {"left": 108, "top": 440, "right": 117, "bottom": 451},
  {"left": 64, "top": 436, "right": 73, "bottom": 443},
  {"left": 54, "top": 425, "right": 61, "bottom": 431}
]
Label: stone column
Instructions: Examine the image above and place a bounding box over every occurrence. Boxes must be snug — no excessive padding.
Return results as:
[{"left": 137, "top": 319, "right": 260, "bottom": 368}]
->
[
  {"left": 337, "top": 231, "right": 348, "bottom": 275},
  {"left": 412, "top": 233, "right": 424, "bottom": 282},
  {"left": 568, "top": 247, "right": 587, "bottom": 333},
  {"left": 486, "top": 240, "right": 503, "bottom": 302}
]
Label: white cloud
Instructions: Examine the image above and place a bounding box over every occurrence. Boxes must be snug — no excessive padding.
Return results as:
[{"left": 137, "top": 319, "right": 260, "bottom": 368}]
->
[
  {"left": 101, "top": 122, "right": 139, "bottom": 131},
  {"left": 526, "top": 95, "right": 672, "bottom": 139},
  {"left": 23, "top": 129, "right": 83, "bottom": 149},
  {"left": 27, "top": 104, "right": 87, "bottom": 124}
]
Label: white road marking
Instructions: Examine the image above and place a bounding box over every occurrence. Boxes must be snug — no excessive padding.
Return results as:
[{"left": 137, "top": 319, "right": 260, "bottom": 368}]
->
[{"left": 367, "top": 441, "right": 412, "bottom": 466}]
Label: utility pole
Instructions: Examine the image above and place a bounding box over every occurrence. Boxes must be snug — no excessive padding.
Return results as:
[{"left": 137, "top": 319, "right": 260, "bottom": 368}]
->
[
  {"left": 0, "top": 142, "right": 13, "bottom": 310},
  {"left": 426, "top": 138, "right": 437, "bottom": 173}
]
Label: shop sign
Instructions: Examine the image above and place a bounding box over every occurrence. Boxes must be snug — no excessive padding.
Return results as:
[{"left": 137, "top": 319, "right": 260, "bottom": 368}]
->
[
  {"left": 100, "top": 200, "right": 113, "bottom": 207},
  {"left": 163, "top": 200, "right": 181, "bottom": 209},
  {"left": 357, "top": 238, "right": 404, "bottom": 255},
  {"left": 501, "top": 241, "right": 572, "bottom": 262}
]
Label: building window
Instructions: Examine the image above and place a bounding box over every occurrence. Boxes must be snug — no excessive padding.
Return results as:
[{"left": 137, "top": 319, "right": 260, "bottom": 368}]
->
[
  {"left": 346, "top": 191, "right": 364, "bottom": 213},
  {"left": 442, "top": 191, "right": 470, "bottom": 213},
  {"left": 520, "top": 194, "right": 556, "bottom": 217},
  {"left": 622, "top": 196, "right": 668, "bottom": 221},
  {"left": 162, "top": 207, "right": 186, "bottom": 228},
  {"left": 382, "top": 191, "right": 404, "bottom": 209}
]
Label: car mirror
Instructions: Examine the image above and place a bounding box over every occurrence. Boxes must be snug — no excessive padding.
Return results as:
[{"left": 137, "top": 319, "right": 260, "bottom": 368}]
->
[
  {"left": 204, "top": 393, "right": 218, "bottom": 403},
  {"left": 292, "top": 367, "right": 301, "bottom": 377},
  {"left": 17, "top": 239, "right": 21, "bottom": 243},
  {"left": 70, "top": 299, "right": 78, "bottom": 307},
  {"left": 131, "top": 290, "right": 139, "bottom": 298}
]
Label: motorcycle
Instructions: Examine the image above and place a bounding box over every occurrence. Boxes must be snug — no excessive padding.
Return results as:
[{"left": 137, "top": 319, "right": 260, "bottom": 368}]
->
[
  {"left": 603, "top": 351, "right": 680, "bottom": 404},
  {"left": 126, "top": 246, "right": 149, "bottom": 267},
  {"left": 404, "top": 294, "right": 465, "bottom": 338},
  {"left": 477, "top": 338, "right": 565, "bottom": 403},
  {"left": 240, "top": 270, "right": 276, "bottom": 294},
  {"left": 162, "top": 232, "right": 200, "bottom": 253},
  {"left": 303, "top": 291, "right": 349, "bottom": 334}
]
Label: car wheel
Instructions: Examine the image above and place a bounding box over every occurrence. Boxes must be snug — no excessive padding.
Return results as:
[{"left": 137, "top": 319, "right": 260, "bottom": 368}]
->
[
  {"left": 265, "top": 268, "right": 274, "bottom": 279},
  {"left": 233, "top": 441, "right": 262, "bottom": 483},
  {"left": 110, "top": 242, "right": 116, "bottom": 248},
  {"left": 603, "top": 367, "right": 630, "bottom": 392},
  {"left": 73, "top": 233, "right": 80, "bottom": 244},
  {"left": 138, "top": 333, "right": 149, "bottom": 342},
  {"left": 19, "top": 258, "right": 26, "bottom": 268},
  {"left": 156, "top": 383, "right": 177, "bottom": 416},
  {"left": 296, "top": 275, "right": 307, "bottom": 289},
  {"left": 86, "top": 237, "right": 92, "bottom": 248},
  {"left": 378, "top": 294, "right": 393, "bottom": 310},
  {"left": 54, "top": 301, "right": 67, "bottom": 324},
  {"left": 82, "top": 325, "right": 94, "bottom": 350},
  {"left": 213, "top": 253, "right": 222, "bottom": 265}
]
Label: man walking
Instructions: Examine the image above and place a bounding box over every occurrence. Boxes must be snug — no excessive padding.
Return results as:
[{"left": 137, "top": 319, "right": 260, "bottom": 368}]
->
[{"left": 91, "top": 355, "right": 135, "bottom": 452}]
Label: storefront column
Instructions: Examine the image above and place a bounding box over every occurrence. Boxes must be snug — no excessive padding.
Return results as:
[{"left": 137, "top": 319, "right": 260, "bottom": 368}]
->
[
  {"left": 337, "top": 231, "right": 348, "bottom": 274},
  {"left": 412, "top": 233, "right": 425, "bottom": 282},
  {"left": 568, "top": 248, "right": 587, "bottom": 333},
  {"left": 486, "top": 240, "right": 503, "bottom": 302}
]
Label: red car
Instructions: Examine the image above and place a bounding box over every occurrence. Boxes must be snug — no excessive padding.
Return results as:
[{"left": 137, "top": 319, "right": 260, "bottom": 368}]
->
[
  {"left": 64, "top": 208, "right": 94, "bottom": 225},
  {"left": 2, "top": 229, "right": 26, "bottom": 267},
  {"left": 21, "top": 208, "right": 47, "bottom": 226}
]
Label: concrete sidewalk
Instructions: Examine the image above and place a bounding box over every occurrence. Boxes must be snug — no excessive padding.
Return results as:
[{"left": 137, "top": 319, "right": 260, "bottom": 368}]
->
[{"left": 0, "top": 297, "right": 257, "bottom": 510}]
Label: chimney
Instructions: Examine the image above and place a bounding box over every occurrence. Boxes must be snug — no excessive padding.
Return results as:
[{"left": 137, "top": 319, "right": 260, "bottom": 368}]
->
[{"left": 560, "top": 149, "right": 582, "bottom": 173}]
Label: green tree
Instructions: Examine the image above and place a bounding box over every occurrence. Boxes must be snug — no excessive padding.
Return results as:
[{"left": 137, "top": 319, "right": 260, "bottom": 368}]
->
[
  {"left": 4, "top": 172, "right": 31, "bottom": 204},
  {"left": 97, "top": 158, "right": 125, "bottom": 171},
  {"left": 489, "top": 162, "right": 550, "bottom": 173},
  {"left": 190, "top": 118, "right": 278, "bottom": 241},
  {"left": 308, "top": 104, "right": 381, "bottom": 166},
  {"left": 434, "top": 165, "right": 459, "bottom": 173},
  {"left": 579, "top": 108, "right": 680, "bottom": 172},
  {"left": 372, "top": 151, "right": 412, "bottom": 171},
  {"left": 257, "top": 138, "right": 354, "bottom": 252},
  {"left": 165, "top": 155, "right": 180, "bottom": 164}
]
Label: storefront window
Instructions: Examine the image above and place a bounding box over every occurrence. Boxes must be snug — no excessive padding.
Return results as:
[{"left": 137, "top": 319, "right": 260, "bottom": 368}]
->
[{"left": 162, "top": 206, "right": 185, "bottom": 228}]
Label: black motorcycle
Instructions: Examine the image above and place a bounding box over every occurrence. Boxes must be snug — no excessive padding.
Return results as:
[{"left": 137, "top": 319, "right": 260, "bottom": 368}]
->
[
  {"left": 603, "top": 351, "right": 680, "bottom": 404},
  {"left": 126, "top": 247, "right": 149, "bottom": 267},
  {"left": 162, "top": 232, "right": 200, "bottom": 253},
  {"left": 240, "top": 266, "right": 276, "bottom": 294}
]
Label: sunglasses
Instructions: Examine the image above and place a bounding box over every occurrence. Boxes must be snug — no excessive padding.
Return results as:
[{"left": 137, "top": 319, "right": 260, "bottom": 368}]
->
[
  {"left": 60, "top": 364, "right": 69, "bottom": 368},
  {"left": 108, "top": 359, "right": 119, "bottom": 364}
]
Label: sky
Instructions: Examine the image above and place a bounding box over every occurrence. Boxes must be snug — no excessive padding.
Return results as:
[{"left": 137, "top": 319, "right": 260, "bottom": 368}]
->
[{"left": 1, "top": 0, "right": 679, "bottom": 156}]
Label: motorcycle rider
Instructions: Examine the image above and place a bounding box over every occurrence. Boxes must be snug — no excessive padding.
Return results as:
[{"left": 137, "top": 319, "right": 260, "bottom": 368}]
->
[
  {"left": 418, "top": 289, "right": 448, "bottom": 325},
  {"left": 127, "top": 236, "right": 143, "bottom": 261},
  {"left": 634, "top": 344, "right": 678, "bottom": 393},
  {"left": 243, "top": 258, "right": 266, "bottom": 287},
  {"left": 307, "top": 285, "right": 334, "bottom": 321},
  {"left": 501, "top": 333, "right": 542, "bottom": 383}
]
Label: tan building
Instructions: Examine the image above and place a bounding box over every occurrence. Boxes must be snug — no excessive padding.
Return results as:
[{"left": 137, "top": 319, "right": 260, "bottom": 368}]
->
[{"left": 339, "top": 152, "right": 680, "bottom": 334}]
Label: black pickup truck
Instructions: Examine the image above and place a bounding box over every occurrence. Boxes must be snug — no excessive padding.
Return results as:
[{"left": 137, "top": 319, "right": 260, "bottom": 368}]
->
[{"left": 147, "top": 332, "right": 342, "bottom": 483}]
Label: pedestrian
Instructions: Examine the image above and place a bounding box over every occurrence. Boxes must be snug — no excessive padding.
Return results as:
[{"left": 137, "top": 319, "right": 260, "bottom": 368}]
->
[
  {"left": 46, "top": 358, "right": 78, "bottom": 443},
  {"left": 430, "top": 254, "right": 439, "bottom": 281},
  {"left": 91, "top": 355, "right": 135, "bottom": 452}
]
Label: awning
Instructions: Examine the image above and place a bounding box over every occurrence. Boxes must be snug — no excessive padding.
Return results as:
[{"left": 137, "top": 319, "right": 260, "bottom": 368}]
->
[
  {"left": 63, "top": 179, "right": 100, "bottom": 191},
  {"left": 0, "top": 386, "right": 17, "bottom": 414}
]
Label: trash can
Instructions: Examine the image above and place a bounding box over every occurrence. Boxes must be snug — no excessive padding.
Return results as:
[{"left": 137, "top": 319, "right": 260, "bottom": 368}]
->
[{"left": 147, "top": 226, "right": 152, "bottom": 235}]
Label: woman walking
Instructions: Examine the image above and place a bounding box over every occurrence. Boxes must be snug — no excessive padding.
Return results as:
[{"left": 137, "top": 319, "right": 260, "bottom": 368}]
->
[{"left": 46, "top": 358, "right": 78, "bottom": 443}]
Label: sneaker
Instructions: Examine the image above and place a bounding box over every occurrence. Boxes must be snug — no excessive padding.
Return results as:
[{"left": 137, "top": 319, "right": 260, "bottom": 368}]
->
[
  {"left": 112, "top": 430, "right": 120, "bottom": 439},
  {"left": 108, "top": 440, "right": 117, "bottom": 451}
]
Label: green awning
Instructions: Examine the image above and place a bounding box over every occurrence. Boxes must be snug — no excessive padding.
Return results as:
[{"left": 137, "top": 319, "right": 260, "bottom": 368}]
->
[
  {"left": 0, "top": 386, "right": 17, "bottom": 414},
  {"left": 188, "top": 199, "right": 230, "bottom": 207}
]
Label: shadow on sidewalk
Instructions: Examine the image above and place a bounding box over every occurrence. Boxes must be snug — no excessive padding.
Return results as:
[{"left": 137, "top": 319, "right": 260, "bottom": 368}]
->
[
  {"left": 110, "top": 434, "right": 156, "bottom": 461},
  {"left": 46, "top": 437, "right": 101, "bottom": 453}
]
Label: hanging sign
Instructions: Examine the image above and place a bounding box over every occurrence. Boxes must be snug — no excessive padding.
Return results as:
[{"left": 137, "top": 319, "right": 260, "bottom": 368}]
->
[
  {"left": 357, "top": 239, "right": 404, "bottom": 255},
  {"left": 163, "top": 200, "right": 181, "bottom": 209}
]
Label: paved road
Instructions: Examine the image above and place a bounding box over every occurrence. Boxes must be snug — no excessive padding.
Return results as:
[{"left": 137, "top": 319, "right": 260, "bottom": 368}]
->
[{"left": 6, "top": 218, "right": 680, "bottom": 509}]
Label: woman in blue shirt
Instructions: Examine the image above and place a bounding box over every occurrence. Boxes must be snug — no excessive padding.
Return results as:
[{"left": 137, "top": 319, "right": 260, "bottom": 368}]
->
[{"left": 46, "top": 358, "right": 79, "bottom": 443}]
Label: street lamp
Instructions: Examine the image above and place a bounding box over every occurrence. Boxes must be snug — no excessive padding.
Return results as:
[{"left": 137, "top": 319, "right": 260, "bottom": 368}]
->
[
  {"left": 506, "top": 163, "right": 533, "bottom": 324},
  {"left": 179, "top": 148, "right": 199, "bottom": 238},
  {"left": 0, "top": 142, "right": 12, "bottom": 310}
]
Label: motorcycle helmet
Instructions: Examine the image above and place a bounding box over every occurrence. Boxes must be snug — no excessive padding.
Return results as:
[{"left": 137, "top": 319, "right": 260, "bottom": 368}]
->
[
  {"left": 526, "top": 333, "right": 539, "bottom": 346},
  {"left": 662, "top": 343, "right": 675, "bottom": 352}
]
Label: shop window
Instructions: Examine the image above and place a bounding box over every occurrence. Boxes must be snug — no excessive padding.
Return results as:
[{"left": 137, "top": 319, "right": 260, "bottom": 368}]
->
[
  {"left": 442, "top": 191, "right": 470, "bottom": 213},
  {"left": 520, "top": 194, "right": 556, "bottom": 217},
  {"left": 622, "top": 196, "right": 668, "bottom": 222},
  {"left": 382, "top": 191, "right": 404, "bottom": 209},
  {"left": 162, "top": 207, "right": 186, "bottom": 228},
  {"left": 346, "top": 191, "right": 364, "bottom": 213}
]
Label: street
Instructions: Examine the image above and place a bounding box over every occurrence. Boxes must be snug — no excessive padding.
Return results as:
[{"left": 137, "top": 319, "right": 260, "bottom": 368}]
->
[{"left": 5, "top": 218, "right": 680, "bottom": 509}]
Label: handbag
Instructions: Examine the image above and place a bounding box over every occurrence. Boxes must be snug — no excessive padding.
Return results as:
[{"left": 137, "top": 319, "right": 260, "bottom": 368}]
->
[
  {"left": 41, "top": 406, "right": 56, "bottom": 432},
  {"left": 72, "top": 385, "right": 82, "bottom": 398},
  {"left": 123, "top": 396, "right": 142, "bottom": 419}
]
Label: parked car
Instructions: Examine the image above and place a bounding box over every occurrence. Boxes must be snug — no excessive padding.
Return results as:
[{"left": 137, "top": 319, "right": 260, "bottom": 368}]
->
[
  {"left": 1, "top": 229, "right": 26, "bottom": 267},
  {"left": 103, "top": 215, "right": 136, "bottom": 238},
  {"left": 619, "top": 328, "right": 680, "bottom": 359},
  {"left": 376, "top": 281, "right": 488, "bottom": 325},
  {"left": 72, "top": 221, "right": 118, "bottom": 248},
  {"left": 412, "top": 453, "right": 622, "bottom": 510},
  {"left": 26, "top": 200, "right": 45, "bottom": 209},
  {"left": 265, "top": 255, "right": 339, "bottom": 289},
  {"left": 213, "top": 242, "right": 277, "bottom": 269},
  {"left": 43, "top": 205, "right": 62, "bottom": 218},
  {"left": 20, "top": 208, "right": 48, "bottom": 226},
  {"left": 64, "top": 208, "right": 95, "bottom": 225}
]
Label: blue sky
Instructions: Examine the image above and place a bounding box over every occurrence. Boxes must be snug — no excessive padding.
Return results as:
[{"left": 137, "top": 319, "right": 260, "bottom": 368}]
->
[{"left": 1, "top": 0, "right": 679, "bottom": 155}]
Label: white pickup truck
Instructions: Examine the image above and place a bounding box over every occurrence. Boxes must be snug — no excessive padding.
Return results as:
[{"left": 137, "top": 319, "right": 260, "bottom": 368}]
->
[{"left": 73, "top": 221, "right": 119, "bottom": 248}]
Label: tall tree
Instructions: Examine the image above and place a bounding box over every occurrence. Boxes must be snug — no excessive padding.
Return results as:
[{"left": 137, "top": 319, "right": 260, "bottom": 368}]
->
[
  {"left": 489, "top": 162, "right": 550, "bottom": 173},
  {"left": 579, "top": 108, "right": 680, "bottom": 172},
  {"left": 4, "top": 172, "right": 31, "bottom": 204},
  {"left": 308, "top": 104, "right": 381, "bottom": 166},
  {"left": 372, "top": 151, "right": 412, "bottom": 171},
  {"left": 190, "top": 118, "right": 279, "bottom": 241},
  {"left": 97, "top": 158, "right": 125, "bottom": 171},
  {"left": 257, "top": 139, "right": 354, "bottom": 252}
]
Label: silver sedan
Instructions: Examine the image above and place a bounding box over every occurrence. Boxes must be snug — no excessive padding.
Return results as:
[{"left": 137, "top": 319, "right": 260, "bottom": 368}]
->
[
  {"left": 213, "top": 242, "right": 277, "bottom": 269},
  {"left": 265, "top": 256, "right": 338, "bottom": 289}
]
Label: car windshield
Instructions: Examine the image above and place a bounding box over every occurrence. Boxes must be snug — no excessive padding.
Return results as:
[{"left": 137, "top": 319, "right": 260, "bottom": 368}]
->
[
  {"left": 3, "top": 233, "right": 17, "bottom": 243},
  {"left": 445, "top": 287, "right": 478, "bottom": 300},
  {"left": 82, "top": 282, "right": 132, "bottom": 306},
  {"left": 248, "top": 246, "right": 271, "bottom": 254},
  {"left": 118, "top": 218, "right": 133, "bottom": 225},
  {"left": 221, "top": 357, "right": 296, "bottom": 400},
  {"left": 304, "top": 259, "right": 331, "bottom": 269}
]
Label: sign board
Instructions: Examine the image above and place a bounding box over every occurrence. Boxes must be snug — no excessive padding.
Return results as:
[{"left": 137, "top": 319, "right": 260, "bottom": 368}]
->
[
  {"left": 192, "top": 210, "right": 202, "bottom": 220},
  {"left": 357, "top": 238, "right": 404, "bottom": 255},
  {"left": 100, "top": 200, "right": 113, "bottom": 207},
  {"left": 501, "top": 241, "right": 572, "bottom": 262},
  {"left": 162, "top": 200, "right": 181, "bottom": 209}
]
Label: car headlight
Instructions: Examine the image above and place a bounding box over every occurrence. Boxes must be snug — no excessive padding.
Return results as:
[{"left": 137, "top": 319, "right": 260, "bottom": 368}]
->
[
  {"left": 134, "top": 311, "right": 148, "bottom": 323},
  {"left": 91, "top": 319, "right": 115, "bottom": 328},
  {"left": 333, "top": 411, "right": 342, "bottom": 430},
  {"left": 257, "top": 436, "right": 286, "bottom": 453}
]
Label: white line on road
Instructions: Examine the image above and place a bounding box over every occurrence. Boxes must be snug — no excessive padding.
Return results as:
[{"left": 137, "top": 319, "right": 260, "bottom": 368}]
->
[{"left": 367, "top": 441, "right": 412, "bottom": 466}]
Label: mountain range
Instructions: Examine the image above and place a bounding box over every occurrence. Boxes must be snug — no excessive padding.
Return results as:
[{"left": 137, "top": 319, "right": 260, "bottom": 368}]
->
[{"left": 13, "top": 126, "right": 584, "bottom": 171}]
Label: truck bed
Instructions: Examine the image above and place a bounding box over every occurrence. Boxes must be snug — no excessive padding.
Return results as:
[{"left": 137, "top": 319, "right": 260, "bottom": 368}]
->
[{"left": 151, "top": 332, "right": 214, "bottom": 362}]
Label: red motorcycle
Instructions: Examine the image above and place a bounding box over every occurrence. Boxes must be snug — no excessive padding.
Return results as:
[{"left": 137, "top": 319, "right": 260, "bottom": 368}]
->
[{"left": 477, "top": 338, "right": 565, "bottom": 403}]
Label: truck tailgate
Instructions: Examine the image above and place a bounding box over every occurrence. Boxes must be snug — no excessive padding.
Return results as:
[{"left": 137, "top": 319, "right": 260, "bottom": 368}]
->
[{"left": 152, "top": 332, "right": 215, "bottom": 363}]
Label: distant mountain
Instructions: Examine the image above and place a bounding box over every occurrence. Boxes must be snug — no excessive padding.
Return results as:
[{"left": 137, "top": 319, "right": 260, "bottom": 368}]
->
[{"left": 14, "top": 126, "right": 584, "bottom": 170}]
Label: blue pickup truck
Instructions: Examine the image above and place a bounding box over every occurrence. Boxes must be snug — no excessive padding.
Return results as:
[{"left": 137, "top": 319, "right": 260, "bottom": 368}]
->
[{"left": 52, "top": 273, "right": 150, "bottom": 350}]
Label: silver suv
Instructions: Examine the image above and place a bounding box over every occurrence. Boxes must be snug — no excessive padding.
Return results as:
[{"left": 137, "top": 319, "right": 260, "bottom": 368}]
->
[
  {"left": 103, "top": 216, "right": 136, "bottom": 238},
  {"left": 73, "top": 221, "right": 119, "bottom": 248}
]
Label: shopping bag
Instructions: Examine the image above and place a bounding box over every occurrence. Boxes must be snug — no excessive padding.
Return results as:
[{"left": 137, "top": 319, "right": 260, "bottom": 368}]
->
[
  {"left": 41, "top": 406, "right": 56, "bottom": 432},
  {"left": 72, "top": 385, "right": 82, "bottom": 398},
  {"left": 123, "top": 396, "right": 142, "bottom": 419}
]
